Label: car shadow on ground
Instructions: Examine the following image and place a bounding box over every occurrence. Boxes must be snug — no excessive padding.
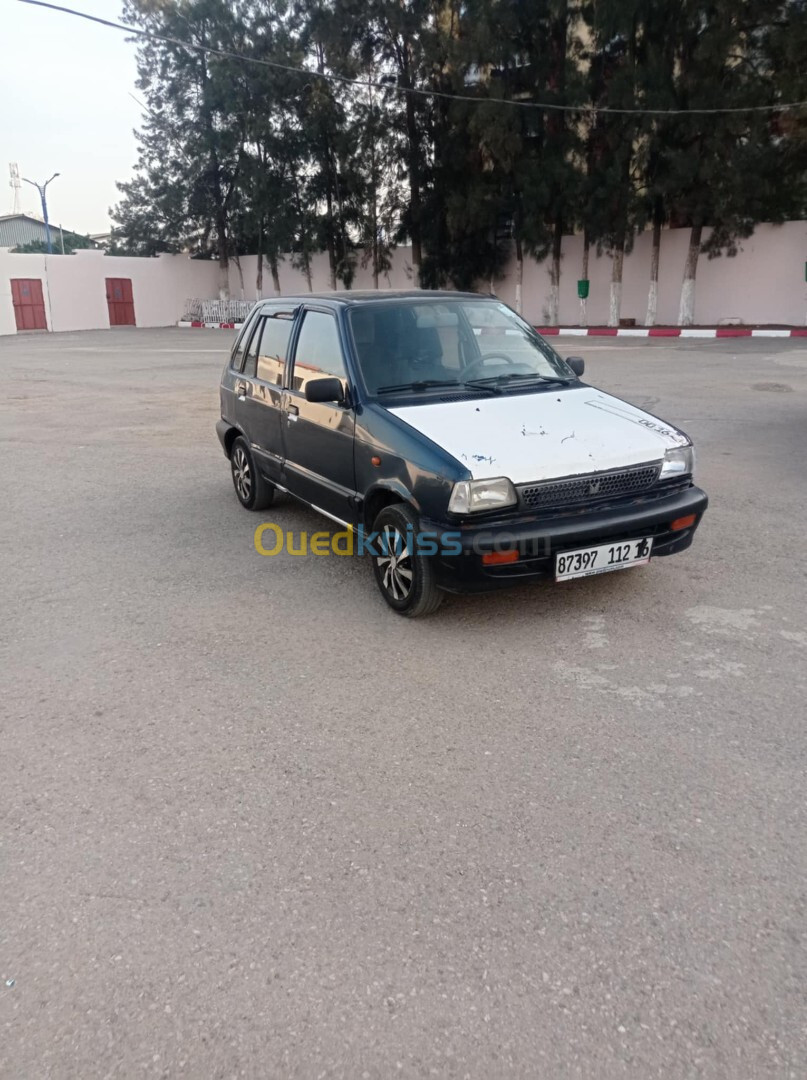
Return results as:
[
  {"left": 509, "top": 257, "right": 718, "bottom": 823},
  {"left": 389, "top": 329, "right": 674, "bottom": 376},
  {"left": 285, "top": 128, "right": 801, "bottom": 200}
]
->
[{"left": 242, "top": 489, "right": 666, "bottom": 627}]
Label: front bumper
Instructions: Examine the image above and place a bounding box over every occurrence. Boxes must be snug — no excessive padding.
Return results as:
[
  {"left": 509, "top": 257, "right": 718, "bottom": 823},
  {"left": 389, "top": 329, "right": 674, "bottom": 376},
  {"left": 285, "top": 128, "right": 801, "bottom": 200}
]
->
[{"left": 426, "top": 485, "right": 708, "bottom": 593}]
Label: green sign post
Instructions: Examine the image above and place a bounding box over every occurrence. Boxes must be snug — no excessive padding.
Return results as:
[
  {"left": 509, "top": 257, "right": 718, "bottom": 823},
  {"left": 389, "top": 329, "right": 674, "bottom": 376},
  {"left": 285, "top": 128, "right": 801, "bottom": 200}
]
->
[{"left": 578, "top": 279, "right": 590, "bottom": 326}]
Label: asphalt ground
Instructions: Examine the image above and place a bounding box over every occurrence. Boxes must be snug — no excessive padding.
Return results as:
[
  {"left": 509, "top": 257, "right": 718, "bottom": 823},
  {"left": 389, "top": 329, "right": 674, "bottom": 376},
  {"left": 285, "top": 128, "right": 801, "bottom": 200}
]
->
[{"left": 1, "top": 328, "right": 805, "bottom": 1079}]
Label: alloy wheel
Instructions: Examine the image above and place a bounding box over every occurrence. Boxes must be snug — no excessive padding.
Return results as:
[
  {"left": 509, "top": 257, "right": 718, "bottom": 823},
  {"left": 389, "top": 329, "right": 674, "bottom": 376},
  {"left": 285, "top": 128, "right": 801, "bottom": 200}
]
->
[
  {"left": 232, "top": 445, "right": 252, "bottom": 503},
  {"left": 376, "top": 524, "right": 414, "bottom": 601}
]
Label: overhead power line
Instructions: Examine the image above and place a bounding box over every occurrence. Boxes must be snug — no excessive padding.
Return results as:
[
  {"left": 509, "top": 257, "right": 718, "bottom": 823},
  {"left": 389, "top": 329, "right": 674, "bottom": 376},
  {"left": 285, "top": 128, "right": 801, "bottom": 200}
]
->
[{"left": 19, "top": 0, "right": 807, "bottom": 117}]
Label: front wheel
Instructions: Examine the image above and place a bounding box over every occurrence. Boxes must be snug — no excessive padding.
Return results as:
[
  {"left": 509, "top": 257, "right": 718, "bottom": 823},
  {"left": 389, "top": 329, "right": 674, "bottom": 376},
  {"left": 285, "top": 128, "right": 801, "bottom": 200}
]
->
[{"left": 371, "top": 503, "right": 444, "bottom": 617}]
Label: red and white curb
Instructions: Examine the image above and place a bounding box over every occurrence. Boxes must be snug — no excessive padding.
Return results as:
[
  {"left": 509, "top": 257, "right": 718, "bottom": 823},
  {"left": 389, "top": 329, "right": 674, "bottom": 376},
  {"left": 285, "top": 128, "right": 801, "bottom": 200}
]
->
[
  {"left": 535, "top": 326, "right": 807, "bottom": 338},
  {"left": 178, "top": 320, "right": 243, "bottom": 329},
  {"left": 177, "top": 320, "right": 806, "bottom": 338}
]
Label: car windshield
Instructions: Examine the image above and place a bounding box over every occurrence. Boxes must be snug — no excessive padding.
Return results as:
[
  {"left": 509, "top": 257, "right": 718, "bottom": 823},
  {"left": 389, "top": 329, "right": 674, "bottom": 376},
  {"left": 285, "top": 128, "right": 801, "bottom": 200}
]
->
[{"left": 348, "top": 299, "right": 571, "bottom": 398}]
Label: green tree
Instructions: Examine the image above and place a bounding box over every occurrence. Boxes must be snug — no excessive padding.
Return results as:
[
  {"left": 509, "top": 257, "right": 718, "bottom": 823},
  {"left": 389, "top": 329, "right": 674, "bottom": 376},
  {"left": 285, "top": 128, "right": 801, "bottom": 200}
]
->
[
  {"left": 632, "top": 1, "right": 679, "bottom": 325},
  {"left": 296, "top": 1, "right": 368, "bottom": 288},
  {"left": 115, "top": 0, "right": 248, "bottom": 297},
  {"left": 13, "top": 231, "right": 97, "bottom": 255},
  {"left": 367, "top": 0, "right": 438, "bottom": 278},
  {"left": 581, "top": 1, "right": 645, "bottom": 327},
  {"left": 230, "top": 0, "right": 305, "bottom": 295},
  {"left": 420, "top": 0, "right": 585, "bottom": 311},
  {"left": 355, "top": 71, "right": 405, "bottom": 286},
  {"left": 656, "top": 0, "right": 807, "bottom": 324},
  {"left": 109, "top": 0, "right": 807, "bottom": 318}
]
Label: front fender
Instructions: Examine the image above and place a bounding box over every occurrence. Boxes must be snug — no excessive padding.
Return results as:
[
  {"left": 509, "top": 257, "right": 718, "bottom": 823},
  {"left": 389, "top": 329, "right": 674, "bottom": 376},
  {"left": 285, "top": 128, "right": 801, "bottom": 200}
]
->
[{"left": 355, "top": 404, "right": 469, "bottom": 523}]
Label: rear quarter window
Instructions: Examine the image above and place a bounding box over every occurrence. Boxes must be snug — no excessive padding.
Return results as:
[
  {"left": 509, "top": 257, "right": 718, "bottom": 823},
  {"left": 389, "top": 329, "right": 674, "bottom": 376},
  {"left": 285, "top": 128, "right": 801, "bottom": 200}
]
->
[{"left": 230, "top": 310, "right": 260, "bottom": 372}]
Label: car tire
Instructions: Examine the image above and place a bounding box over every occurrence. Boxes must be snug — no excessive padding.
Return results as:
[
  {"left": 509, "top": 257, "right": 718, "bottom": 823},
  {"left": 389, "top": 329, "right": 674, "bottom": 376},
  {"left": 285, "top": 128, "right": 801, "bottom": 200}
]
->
[
  {"left": 371, "top": 503, "right": 444, "bottom": 618},
  {"left": 230, "top": 436, "right": 274, "bottom": 511}
]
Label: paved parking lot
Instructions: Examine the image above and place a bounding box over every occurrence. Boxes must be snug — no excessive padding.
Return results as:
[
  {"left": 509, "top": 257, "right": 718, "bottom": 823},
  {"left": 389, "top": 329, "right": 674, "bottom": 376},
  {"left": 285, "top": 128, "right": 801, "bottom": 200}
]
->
[{"left": 1, "top": 327, "right": 805, "bottom": 1079}]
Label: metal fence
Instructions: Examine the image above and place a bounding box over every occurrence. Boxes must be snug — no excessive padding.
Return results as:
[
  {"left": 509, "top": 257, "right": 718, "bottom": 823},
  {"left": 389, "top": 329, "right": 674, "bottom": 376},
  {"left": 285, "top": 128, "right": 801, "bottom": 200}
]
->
[{"left": 182, "top": 298, "right": 256, "bottom": 323}]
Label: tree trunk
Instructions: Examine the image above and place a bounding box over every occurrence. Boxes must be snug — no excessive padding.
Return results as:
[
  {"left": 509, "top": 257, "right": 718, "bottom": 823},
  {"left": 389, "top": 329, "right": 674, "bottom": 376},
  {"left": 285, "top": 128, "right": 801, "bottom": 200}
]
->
[
  {"left": 609, "top": 240, "right": 625, "bottom": 327},
  {"left": 645, "top": 204, "right": 662, "bottom": 326},
  {"left": 333, "top": 149, "right": 348, "bottom": 288},
  {"left": 372, "top": 195, "right": 379, "bottom": 289},
  {"left": 369, "top": 76, "right": 380, "bottom": 291},
  {"left": 234, "top": 256, "right": 245, "bottom": 300},
  {"left": 269, "top": 254, "right": 281, "bottom": 295},
  {"left": 514, "top": 232, "right": 524, "bottom": 315},
  {"left": 215, "top": 204, "right": 230, "bottom": 300},
  {"left": 291, "top": 174, "right": 314, "bottom": 293},
  {"left": 256, "top": 220, "right": 264, "bottom": 299},
  {"left": 404, "top": 85, "right": 422, "bottom": 274},
  {"left": 548, "top": 217, "right": 562, "bottom": 326},
  {"left": 201, "top": 52, "right": 230, "bottom": 302},
  {"left": 678, "top": 223, "right": 703, "bottom": 326},
  {"left": 512, "top": 198, "right": 524, "bottom": 314},
  {"left": 580, "top": 233, "right": 590, "bottom": 326},
  {"left": 396, "top": 41, "right": 422, "bottom": 275},
  {"left": 325, "top": 185, "right": 337, "bottom": 291},
  {"left": 217, "top": 252, "right": 230, "bottom": 301}
]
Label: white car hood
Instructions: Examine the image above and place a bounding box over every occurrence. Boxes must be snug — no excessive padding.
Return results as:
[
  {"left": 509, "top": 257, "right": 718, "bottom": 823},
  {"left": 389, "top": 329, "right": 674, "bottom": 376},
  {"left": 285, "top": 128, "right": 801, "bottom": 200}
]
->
[{"left": 389, "top": 387, "right": 689, "bottom": 484}]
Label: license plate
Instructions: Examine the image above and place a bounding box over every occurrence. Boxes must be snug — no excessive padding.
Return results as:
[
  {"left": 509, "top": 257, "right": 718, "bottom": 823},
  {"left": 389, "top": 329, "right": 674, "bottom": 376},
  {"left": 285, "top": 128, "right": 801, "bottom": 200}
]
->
[{"left": 555, "top": 537, "right": 653, "bottom": 581}]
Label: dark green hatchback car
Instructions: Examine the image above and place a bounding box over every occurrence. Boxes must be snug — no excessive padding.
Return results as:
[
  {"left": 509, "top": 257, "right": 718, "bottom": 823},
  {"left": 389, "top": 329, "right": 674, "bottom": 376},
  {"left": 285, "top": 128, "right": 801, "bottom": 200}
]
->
[{"left": 218, "top": 291, "right": 707, "bottom": 616}]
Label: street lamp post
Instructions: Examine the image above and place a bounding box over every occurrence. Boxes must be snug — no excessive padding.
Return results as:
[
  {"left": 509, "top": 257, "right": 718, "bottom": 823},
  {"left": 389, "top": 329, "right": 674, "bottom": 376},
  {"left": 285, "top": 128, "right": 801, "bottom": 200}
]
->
[{"left": 22, "top": 173, "right": 60, "bottom": 254}]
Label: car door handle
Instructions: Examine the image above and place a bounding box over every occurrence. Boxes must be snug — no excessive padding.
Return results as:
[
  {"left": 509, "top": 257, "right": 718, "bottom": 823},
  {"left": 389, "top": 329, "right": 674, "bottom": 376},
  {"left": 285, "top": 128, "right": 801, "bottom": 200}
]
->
[
  {"left": 286, "top": 404, "right": 299, "bottom": 421},
  {"left": 235, "top": 380, "right": 248, "bottom": 400}
]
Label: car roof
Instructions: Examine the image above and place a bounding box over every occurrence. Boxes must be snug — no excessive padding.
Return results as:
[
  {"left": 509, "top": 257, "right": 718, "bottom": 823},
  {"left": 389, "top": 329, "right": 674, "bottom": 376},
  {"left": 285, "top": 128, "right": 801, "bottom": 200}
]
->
[{"left": 256, "top": 290, "right": 493, "bottom": 308}]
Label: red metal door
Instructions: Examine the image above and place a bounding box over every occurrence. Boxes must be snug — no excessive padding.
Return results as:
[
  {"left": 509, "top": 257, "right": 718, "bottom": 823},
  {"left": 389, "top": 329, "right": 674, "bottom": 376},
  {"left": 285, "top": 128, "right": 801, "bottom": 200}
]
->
[
  {"left": 105, "top": 278, "right": 136, "bottom": 326},
  {"left": 11, "top": 279, "right": 47, "bottom": 331}
]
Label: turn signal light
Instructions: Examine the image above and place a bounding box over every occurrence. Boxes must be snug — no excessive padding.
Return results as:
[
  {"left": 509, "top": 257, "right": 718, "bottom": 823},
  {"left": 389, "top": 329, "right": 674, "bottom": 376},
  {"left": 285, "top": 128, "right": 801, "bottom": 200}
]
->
[
  {"left": 670, "top": 514, "right": 697, "bottom": 532},
  {"left": 482, "top": 550, "right": 519, "bottom": 566}
]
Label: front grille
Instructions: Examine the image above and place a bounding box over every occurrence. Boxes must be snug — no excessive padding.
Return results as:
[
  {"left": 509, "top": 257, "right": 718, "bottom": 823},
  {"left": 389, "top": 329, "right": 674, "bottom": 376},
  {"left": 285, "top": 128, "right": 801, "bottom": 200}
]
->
[{"left": 519, "top": 462, "right": 661, "bottom": 511}]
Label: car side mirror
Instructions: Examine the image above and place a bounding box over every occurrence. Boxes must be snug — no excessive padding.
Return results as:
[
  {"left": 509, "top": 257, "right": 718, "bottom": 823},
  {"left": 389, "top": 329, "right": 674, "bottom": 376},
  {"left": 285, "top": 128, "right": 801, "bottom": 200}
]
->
[
  {"left": 304, "top": 376, "right": 345, "bottom": 404},
  {"left": 566, "top": 356, "right": 585, "bottom": 377}
]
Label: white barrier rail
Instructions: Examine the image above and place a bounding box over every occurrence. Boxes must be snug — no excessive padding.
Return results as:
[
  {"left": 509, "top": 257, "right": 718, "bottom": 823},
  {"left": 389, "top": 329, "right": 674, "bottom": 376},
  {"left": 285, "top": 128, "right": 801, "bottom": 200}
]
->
[{"left": 181, "top": 299, "right": 256, "bottom": 324}]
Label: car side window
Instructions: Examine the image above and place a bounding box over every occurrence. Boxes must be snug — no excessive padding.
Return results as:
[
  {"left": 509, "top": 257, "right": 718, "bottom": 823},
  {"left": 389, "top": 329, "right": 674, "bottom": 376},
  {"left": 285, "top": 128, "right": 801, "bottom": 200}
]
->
[
  {"left": 290, "top": 310, "right": 346, "bottom": 393},
  {"left": 242, "top": 318, "right": 265, "bottom": 379},
  {"left": 257, "top": 312, "right": 295, "bottom": 386},
  {"left": 230, "top": 315, "right": 257, "bottom": 373}
]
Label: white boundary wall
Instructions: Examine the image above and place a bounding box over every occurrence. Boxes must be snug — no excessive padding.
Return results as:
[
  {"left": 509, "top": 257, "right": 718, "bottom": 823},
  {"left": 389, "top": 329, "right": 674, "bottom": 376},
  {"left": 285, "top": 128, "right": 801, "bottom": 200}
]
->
[
  {"left": 0, "top": 249, "right": 220, "bottom": 337},
  {"left": 229, "top": 221, "right": 807, "bottom": 327},
  {"left": 1, "top": 221, "right": 805, "bottom": 335}
]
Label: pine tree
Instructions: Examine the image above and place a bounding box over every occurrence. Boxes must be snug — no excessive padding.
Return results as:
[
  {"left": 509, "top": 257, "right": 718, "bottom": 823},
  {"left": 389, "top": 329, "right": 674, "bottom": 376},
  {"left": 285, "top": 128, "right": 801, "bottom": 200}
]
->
[
  {"left": 422, "top": 0, "right": 584, "bottom": 305},
  {"left": 660, "top": 0, "right": 806, "bottom": 325},
  {"left": 355, "top": 72, "right": 405, "bottom": 286},
  {"left": 233, "top": 0, "right": 305, "bottom": 296},
  {"left": 582, "top": 1, "right": 644, "bottom": 327},
  {"left": 111, "top": 0, "right": 807, "bottom": 315},
  {"left": 116, "top": 0, "right": 248, "bottom": 298},
  {"left": 633, "top": 1, "right": 679, "bottom": 325}
]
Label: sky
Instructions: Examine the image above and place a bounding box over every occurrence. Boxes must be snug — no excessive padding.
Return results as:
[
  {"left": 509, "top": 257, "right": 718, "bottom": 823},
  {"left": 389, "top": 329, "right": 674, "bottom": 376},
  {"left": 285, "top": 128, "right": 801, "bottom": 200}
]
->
[{"left": 0, "top": 0, "right": 144, "bottom": 234}]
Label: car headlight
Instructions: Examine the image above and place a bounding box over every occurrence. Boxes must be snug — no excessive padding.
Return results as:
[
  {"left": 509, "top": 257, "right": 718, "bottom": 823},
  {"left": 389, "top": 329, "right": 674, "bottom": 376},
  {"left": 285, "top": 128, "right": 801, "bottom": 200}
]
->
[
  {"left": 660, "top": 445, "right": 695, "bottom": 480},
  {"left": 448, "top": 477, "right": 517, "bottom": 514}
]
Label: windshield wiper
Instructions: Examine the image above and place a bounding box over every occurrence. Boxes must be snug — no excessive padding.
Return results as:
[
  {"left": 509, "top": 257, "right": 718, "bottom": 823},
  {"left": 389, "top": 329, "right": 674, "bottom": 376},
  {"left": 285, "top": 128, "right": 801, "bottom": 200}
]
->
[
  {"left": 467, "top": 373, "right": 573, "bottom": 387},
  {"left": 461, "top": 378, "right": 504, "bottom": 394},
  {"left": 376, "top": 379, "right": 462, "bottom": 394}
]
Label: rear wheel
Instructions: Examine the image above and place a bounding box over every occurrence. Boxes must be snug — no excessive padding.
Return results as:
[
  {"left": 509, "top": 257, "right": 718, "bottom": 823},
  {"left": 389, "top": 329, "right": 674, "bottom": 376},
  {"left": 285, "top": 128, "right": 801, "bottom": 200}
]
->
[
  {"left": 371, "top": 503, "right": 444, "bottom": 617},
  {"left": 230, "top": 436, "right": 274, "bottom": 511}
]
